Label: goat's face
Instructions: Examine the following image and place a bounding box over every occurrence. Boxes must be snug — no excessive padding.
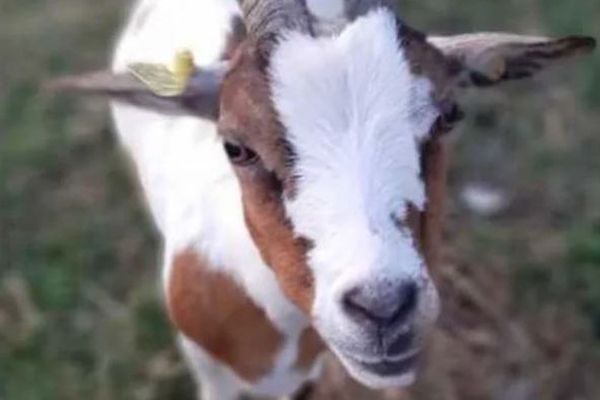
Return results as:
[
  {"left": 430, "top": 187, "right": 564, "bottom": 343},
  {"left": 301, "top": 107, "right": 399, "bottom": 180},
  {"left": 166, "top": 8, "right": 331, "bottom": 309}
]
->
[
  {"left": 217, "top": 10, "right": 453, "bottom": 387},
  {"left": 53, "top": 0, "right": 595, "bottom": 389}
]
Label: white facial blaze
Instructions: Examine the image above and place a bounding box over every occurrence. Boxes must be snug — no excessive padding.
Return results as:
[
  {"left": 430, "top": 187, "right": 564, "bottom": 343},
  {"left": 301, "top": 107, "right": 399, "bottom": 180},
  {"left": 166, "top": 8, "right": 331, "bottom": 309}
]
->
[
  {"left": 270, "top": 9, "right": 440, "bottom": 386},
  {"left": 271, "top": 8, "right": 437, "bottom": 274}
]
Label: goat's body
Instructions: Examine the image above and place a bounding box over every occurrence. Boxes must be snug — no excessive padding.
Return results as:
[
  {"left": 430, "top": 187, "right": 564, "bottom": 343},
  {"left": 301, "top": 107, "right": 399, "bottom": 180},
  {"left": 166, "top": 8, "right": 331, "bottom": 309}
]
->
[{"left": 111, "top": 0, "right": 318, "bottom": 398}]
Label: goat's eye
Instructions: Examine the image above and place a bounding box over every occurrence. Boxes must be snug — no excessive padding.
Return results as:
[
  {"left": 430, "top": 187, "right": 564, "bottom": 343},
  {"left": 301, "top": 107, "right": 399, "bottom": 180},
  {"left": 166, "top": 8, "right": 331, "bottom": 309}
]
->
[
  {"left": 443, "top": 103, "right": 465, "bottom": 125},
  {"left": 224, "top": 141, "right": 259, "bottom": 166},
  {"left": 434, "top": 102, "right": 465, "bottom": 134}
]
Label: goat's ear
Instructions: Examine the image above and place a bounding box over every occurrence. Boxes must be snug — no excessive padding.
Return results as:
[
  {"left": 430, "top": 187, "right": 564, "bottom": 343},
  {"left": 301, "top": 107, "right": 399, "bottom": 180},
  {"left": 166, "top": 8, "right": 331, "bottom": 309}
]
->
[
  {"left": 428, "top": 34, "right": 596, "bottom": 87},
  {"left": 46, "top": 62, "right": 228, "bottom": 120}
]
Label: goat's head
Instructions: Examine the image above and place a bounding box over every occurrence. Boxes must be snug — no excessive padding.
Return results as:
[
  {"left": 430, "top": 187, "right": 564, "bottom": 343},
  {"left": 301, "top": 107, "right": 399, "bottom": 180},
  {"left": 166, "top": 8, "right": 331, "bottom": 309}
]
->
[{"left": 50, "top": 0, "right": 595, "bottom": 389}]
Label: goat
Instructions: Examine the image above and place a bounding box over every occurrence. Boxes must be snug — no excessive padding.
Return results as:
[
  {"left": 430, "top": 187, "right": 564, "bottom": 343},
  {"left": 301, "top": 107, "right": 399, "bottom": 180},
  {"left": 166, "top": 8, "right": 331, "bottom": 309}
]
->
[{"left": 50, "top": 0, "right": 595, "bottom": 398}]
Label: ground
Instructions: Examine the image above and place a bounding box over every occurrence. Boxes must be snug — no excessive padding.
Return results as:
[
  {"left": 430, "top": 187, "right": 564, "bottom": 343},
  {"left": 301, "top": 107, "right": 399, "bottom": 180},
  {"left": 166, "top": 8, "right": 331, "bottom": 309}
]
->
[{"left": 1, "top": 1, "right": 600, "bottom": 399}]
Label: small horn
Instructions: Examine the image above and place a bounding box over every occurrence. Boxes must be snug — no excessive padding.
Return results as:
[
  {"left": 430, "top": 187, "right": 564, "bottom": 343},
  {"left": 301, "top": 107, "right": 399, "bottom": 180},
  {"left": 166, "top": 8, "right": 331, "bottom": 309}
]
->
[
  {"left": 342, "top": 0, "right": 398, "bottom": 20},
  {"left": 239, "top": 0, "right": 312, "bottom": 41}
]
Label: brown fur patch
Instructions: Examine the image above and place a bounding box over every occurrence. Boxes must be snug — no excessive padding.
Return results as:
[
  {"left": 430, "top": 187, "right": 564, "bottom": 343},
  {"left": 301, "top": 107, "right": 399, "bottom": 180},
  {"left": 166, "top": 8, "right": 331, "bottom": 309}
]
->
[
  {"left": 403, "top": 202, "right": 424, "bottom": 252},
  {"left": 218, "top": 44, "right": 316, "bottom": 313},
  {"left": 167, "top": 250, "right": 284, "bottom": 382},
  {"left": 241, "top": 171, "right": 316, "bottom": 313},
  {"left": 421, "top": 137, "right": 449, "bottom": 269},
  {"left": 295, "top": 328, "right": 325, "bottom": 371}
]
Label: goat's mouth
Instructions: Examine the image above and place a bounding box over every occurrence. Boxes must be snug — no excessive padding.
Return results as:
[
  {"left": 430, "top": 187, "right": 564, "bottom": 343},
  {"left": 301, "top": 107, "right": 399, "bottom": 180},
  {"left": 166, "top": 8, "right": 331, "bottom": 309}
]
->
[
  {"left": 347, "top": 344, "right": 420, "bottom": 373},
  {"left": 352, "top": 352, "right": 419, "bottom": 376},
  {"left": 335, "top": 348, "right": 421, "bottom": 388}
]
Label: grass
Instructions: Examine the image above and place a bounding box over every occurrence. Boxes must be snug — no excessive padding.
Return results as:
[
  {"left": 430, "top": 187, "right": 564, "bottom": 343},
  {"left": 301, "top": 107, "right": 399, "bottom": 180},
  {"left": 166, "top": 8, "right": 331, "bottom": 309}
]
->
[{"left": 1, "top": 1, "right": 599, "bottom": 399}]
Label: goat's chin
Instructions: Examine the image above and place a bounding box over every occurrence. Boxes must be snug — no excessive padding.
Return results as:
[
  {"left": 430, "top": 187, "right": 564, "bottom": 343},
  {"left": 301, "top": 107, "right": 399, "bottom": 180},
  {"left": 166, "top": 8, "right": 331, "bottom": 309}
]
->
[{"left": 335, "top": 351, "right": 418, "bottom": 389}]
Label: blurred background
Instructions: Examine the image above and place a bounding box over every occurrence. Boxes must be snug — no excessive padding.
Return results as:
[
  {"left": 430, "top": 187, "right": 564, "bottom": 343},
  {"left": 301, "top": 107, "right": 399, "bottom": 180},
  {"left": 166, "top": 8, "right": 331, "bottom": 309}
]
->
[{"left": 1, "top": 1, "right": 599, "bottom": 399}]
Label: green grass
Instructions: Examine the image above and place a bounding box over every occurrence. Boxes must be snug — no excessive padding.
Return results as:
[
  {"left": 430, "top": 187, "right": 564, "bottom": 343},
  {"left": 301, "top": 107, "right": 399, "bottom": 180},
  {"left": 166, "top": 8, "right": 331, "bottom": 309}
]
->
[{"left": 1, "top": 1, "right": 600, "bottom": 399}]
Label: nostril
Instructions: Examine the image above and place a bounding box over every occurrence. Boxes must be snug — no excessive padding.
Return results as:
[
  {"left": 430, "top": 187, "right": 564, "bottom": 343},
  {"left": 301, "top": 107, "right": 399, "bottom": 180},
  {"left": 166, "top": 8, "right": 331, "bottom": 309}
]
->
[
  {"left": 388, "top": 282, "right": 418, "bottom": 327},
  {"left": 342, "top": 287, "right": 373, "bottom": 321},
  {"left": 342, "top": 282, "right": 419, "bottom": 328}
]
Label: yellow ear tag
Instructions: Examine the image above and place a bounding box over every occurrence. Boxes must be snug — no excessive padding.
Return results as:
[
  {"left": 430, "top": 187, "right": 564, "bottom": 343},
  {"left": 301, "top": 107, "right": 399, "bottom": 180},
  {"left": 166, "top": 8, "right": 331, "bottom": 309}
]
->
[{"left": 128, "top": 50, "right": 196, "bottom": 97}]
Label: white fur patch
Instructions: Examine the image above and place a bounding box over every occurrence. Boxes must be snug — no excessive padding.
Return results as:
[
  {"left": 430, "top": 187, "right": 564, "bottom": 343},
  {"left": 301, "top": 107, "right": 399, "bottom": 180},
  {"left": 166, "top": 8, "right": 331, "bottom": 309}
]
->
[{"left": 179, "top": 335, "right": 244, "bottom": 400}]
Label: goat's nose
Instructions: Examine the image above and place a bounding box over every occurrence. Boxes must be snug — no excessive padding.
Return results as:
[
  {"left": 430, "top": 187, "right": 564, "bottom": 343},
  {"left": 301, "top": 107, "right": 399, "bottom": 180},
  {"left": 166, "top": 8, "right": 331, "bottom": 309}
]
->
[{"left": 342, "top": 281, "right": 418, "bottom": 329}]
